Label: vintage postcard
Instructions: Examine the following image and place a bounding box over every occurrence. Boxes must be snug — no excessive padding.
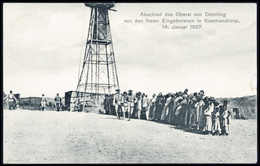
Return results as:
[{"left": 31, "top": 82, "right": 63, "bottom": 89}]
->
[{"left": 3, "top": 3, "right": 257, "bottom": 163}]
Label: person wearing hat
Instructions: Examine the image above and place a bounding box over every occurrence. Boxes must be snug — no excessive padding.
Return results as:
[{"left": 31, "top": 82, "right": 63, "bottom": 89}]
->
[
  {"left": 41, "top": 94, "right": 47, "bottom": 111},
  {"left": 113, "top": 89, "right": 122, "bottom": 119}
]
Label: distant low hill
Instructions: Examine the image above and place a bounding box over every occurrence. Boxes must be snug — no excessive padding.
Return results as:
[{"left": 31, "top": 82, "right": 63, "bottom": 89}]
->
[{"left": 217, "top": 95, "right": 257, "bottom": 119}]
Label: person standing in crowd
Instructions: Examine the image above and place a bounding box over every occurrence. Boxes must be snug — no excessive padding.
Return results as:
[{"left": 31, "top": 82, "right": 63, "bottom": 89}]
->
[
  {"left": 188, "top": 93, "right": 198, "bottom": 129},
  {"left": 142, "top": 94, "right": 149, "bottom": 120},
  {"left": 55, "top": 93, "right": 62, "bottom": 112},
  {"left": 122, "top": 92, "right": 128, "bottom": 120},
  {"left": 146, "top": 94, "right": 153, "bottom": 121},
  {"left": 73, "top": 98, "right": 81, "bottom": 112},
  {"left": 203, "top": 97, "right": 215, "bottom": 134},
  {"left": 169, "top": 92, "right": 183, "bottom": 125},
  {"left": 220, "top": 100, "right": 231, "bottom": 135},
  {"left": 127, "top": 90, "right": 135, "bottom": 121},
  {"left": 195, "top": 96, "right": 205, "bottom": 131},
  {"left": 185, "top": 94, "right": 194, "bottom": 128},
  {"left": 184, "top": 94, "right": 192, "bottom": 127},
  {"left": 108, "top": 95, "right": 114, "bottom": 115},
  {"left": 160, "top": 93, "right": 172, "bottom": 122},
  {"left": 4, "top": 90, "right": 18, "bottom": 110},
  {"left": 212, "top": 102, "right": 221, "bottom": 135},
  {"left": 178, "top": 94, "right": 189, "bottom": 126},
  {"left": 137, "top": 93, "right": 142, "bottom": 119},
  {"left": 41, "top": 94, "right": 47, "bottom": 111},
  {"left": 113, "top": 89, "right": 122, "bottom": 119},
  {"left": 104, "top": 95, "right": 109, "bottom": 114},
  {"left": 166, "top": 93, "right": 175, "bottom": 124},
  {"left": 155, "top": 93, "right": 164, "bottom": 121},
  {"left": 149, "top": 94, "right": 157, "bottom": 120}
]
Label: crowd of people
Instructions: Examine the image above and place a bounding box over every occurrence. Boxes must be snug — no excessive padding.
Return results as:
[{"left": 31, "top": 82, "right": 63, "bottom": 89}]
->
[
  {"left": 4, "top": 89, "right": 232, "bottom": 136},
  {"left": 104, "top": 89, "right": 232, "bottom": 136}
]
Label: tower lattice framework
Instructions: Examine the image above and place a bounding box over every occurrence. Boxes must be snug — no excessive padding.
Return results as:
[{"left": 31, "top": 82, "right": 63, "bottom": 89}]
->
[{"left": 76, "top": 3, "right": 120, "bottom": 103}]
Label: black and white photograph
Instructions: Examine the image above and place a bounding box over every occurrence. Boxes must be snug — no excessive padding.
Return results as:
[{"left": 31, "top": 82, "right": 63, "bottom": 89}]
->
[{"left": 3, "top": 2, "right": 257, "bottom": 163}]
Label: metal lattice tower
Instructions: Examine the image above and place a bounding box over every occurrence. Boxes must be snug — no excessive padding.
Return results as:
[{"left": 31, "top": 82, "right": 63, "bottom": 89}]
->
[{"left": 76, "top": 3, "right": 120, "bottom": 103}]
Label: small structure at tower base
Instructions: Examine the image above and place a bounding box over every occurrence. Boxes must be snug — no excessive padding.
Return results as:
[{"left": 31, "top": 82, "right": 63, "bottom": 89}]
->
[{"left": 64, "top": 91, "right": 105, "bottom": 112}]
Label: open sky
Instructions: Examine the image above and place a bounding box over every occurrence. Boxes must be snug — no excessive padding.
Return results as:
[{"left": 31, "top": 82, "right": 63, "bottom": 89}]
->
[{"left": 3, "top": 3, "right": 257, "bottom": 98}]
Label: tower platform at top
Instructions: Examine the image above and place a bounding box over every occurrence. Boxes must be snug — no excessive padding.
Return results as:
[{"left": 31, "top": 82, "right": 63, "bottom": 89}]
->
[{"left": 84, "top": 3, "right": 115, "bottom": 9}]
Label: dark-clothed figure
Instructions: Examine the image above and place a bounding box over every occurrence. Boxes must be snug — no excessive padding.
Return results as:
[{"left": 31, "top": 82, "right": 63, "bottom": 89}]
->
[
  {"left": 104, "top": 95, "right": 109, "bottom": 114},
  {"left": 167, "top": 94, "right": 175, "bottom": 124},
  {"left": 154, "top": 93, "right": 164, "bottom": 121},
  {"left": 55, "top": 93, "right": 62, "bottom": 111},
  {"left": 169, "top": 94, "right": 183, "bottom": 125},
  {"left": 150, "top": 94, "right": 157, "bottom": 120},
  {"left": 212, "top": 103, "right": 221, "bottom": 135},
  {"left": 108, "top": 95, "right": 114, "bottom": 115},
  {"left": 184, "top": 95, "right": 192, "bottom": 127},
  {"left": 186, "top": 95, "right": 197, "bottom": 129},
  {"left": 220, "top": 100, "right": 231, "bottom": 135},
  {"left": 177, "top": 95, "right": 189, "bottom": 126},
  {"left": 161, "top": 94, "right": 172, "bottom": 121},
  {"left": 184, "top": 88, "right": 189, "bottom": 95}
]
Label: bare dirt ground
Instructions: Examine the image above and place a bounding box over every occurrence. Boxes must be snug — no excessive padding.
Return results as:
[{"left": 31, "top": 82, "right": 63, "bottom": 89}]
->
[{"left": 3, "top": 109, "right": 257, "bottom": 163}]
